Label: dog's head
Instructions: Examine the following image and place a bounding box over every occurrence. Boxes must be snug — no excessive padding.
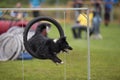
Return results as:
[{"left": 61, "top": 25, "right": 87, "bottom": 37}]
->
[{"left": 56, "top": 36, "right": 72, "bottom": 53}]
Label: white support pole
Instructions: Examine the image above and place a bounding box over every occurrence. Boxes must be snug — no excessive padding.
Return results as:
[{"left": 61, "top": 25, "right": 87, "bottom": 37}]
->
[
  {"left": 0, "top": 8, "right": 88, "bottom": 11},
  {"left": 87, "top": 9, "right": 91, "bottom": 80},
  {"left": 55, "top": 0, "right": 60, "bottom": 18},
  {"left": 63, "top": 11, "right": 67, "bottom": 80}
]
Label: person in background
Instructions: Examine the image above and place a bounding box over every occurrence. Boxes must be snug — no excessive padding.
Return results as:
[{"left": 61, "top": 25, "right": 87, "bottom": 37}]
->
[
  {"left": 104, "top": 0, "right": 114, "bottom": 26},
  {"left": 10, "top": 2, "right": 27, "bottom": 19},
  {"left": 73, "top": 0, "right": 83, "bottom": 20},
  {"left": 38, "top": 23, "right": 51, "bottom": 37},
  {"left": 29, "top": 0, "right": 45, "bottom": 17},
  {"left": 0, "top": 11, "right": 3, "bottom": 20},
  {"left": 91, "top": 0, "right": 102, "bottom": 17},
  {"left": 71, "top": 10, "right": 94, "bottom": 39},
  {"left": 91, "top": 9, "right": 102, "bottom": 39},
  {"left": 0, "top": 11, "right": 2, "bottom": 16}
]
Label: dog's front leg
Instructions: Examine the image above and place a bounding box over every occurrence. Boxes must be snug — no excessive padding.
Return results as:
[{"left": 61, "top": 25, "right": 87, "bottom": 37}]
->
[{"left": 48, "top": 53, "right": 63, "bottom": 64}]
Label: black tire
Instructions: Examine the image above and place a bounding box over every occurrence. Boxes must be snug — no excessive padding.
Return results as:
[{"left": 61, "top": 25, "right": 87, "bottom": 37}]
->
[{"left": 23, "top": 16, "right": 65, "bottom": 59}]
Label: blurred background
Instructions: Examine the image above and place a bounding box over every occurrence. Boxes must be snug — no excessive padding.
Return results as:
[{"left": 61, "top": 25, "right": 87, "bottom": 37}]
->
[
  {"left": 0, "top": 0, "right": 120, "bottom": 80},
  {"left": 0, "top": 0, "right": 120, "bottom": 23}
]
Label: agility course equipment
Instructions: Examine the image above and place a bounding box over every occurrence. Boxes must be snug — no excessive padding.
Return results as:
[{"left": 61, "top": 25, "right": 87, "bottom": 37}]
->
[
  {"left": 0, "top": 20, "right": 28, "bottom": 34},
  {"left": 23, "top": 16, "right": 65, "bottom": 59},
  {"left": 0, "top": 26, "right": 34, "bottom": 61},
  {"left": 0, "top": 8, "right": 90, "bottom": 80}
]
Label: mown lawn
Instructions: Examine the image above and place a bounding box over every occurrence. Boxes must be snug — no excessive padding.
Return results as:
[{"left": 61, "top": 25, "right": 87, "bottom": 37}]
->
[{"left": 0, "top": 22, "right": 120, "bottom": 80}]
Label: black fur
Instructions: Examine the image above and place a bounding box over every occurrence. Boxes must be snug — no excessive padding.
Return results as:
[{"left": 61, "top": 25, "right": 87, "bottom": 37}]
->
[{"left": 28, "top": 23, "right": 72, "bottom": 64}]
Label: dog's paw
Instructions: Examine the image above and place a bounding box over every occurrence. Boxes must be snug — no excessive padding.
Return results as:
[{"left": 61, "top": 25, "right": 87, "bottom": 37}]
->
[
  {"left": 56, "top": 61, "right": 64, "bottom": 65},
  {"left": 60, "top": 61, "right": 64, "bottom": 64}
]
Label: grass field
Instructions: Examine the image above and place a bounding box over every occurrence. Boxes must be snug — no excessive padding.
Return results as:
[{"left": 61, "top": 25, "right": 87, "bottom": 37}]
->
[{"left": 0, "top": 22, "right": 120, "bottom": 80}]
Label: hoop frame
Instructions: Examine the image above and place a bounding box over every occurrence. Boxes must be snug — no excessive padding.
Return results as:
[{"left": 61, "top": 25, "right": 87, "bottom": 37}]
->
[{"left": 23, "top": 16, "right": 65, "bottom": 59}]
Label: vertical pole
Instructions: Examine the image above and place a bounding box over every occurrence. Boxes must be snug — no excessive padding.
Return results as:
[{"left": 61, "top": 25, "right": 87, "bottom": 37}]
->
[
  {"left": 63, "top": 11, "right": 67, "bottom": 80},
  {"left": 87, "top": 9, "right": 91, "bottom": 80},
  {"left": 21, "top": 17, "right": 24, "bottom": 80},
  {"left": 56, "top": 0, "right": 60, "bottom": 19}
]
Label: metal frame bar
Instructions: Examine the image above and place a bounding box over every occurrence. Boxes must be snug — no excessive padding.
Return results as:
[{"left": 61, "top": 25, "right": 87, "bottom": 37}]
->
[{"left": 0, "top": 8, "right": 88, "bottom": 11}]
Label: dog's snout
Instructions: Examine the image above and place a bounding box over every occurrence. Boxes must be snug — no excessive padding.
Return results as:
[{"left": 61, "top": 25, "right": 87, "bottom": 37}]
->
[{"left": 68, "top": 46, "right": 73, "bottom": 50}]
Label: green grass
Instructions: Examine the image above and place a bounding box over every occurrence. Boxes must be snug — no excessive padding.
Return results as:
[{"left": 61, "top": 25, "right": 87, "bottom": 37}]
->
[{"left": 0, "top": 22, "right": 120, "bottom": 80}]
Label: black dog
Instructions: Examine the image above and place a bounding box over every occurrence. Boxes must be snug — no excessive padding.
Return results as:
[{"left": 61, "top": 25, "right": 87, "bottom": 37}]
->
[{"left": 28, "top": 23, "right": 72, "bottom": 64}]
